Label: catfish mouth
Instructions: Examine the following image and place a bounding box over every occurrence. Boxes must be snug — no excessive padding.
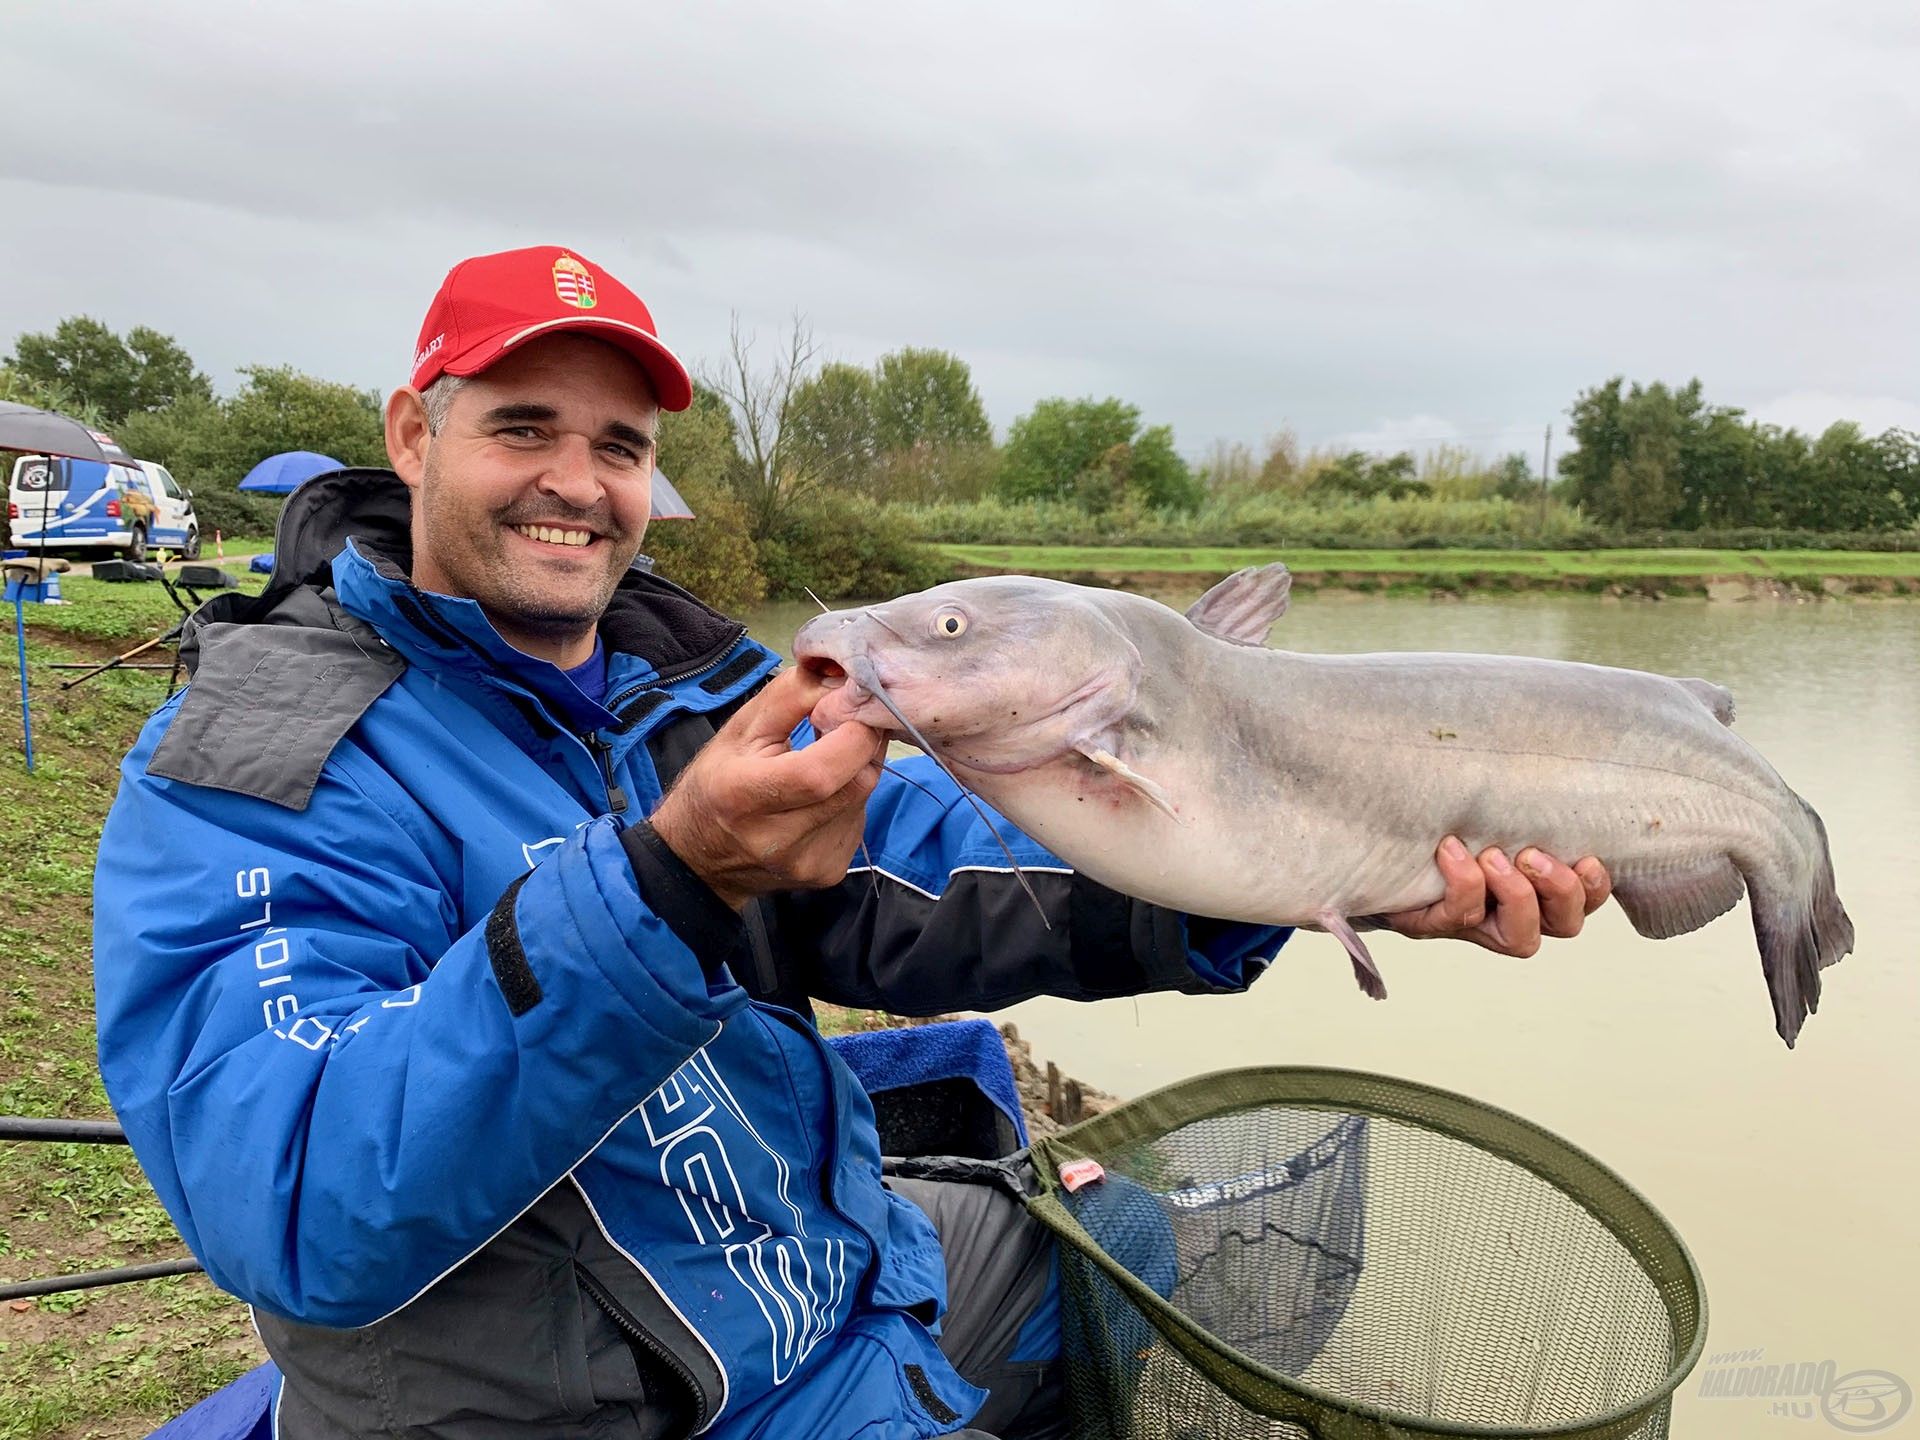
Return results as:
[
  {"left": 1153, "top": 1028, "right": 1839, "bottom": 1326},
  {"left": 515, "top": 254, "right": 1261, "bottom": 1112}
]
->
[{"left": 798, "top": 652, "right": 895, "bottom": 735}]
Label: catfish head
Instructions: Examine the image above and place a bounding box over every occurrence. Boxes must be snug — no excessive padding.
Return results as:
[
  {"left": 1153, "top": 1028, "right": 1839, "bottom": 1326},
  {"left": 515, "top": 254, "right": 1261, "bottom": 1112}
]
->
[{"left": 793, "top": 576, "right": 1142, "bottom": 776}]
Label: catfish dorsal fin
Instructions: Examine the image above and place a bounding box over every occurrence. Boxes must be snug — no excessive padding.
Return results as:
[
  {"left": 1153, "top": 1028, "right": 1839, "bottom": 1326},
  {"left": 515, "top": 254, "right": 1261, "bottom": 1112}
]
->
[
  {"left": 1185, "top": 563, "right": 1291, "bottom": 646},
  {"left": 1678, "top": 677, "right": 1736, "bottom": 726}
]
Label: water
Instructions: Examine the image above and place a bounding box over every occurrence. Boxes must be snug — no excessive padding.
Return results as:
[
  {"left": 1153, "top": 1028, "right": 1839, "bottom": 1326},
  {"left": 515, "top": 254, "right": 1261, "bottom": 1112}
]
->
[{"left": 746, "top": 592, "right": 1919, "bottom": 1435}]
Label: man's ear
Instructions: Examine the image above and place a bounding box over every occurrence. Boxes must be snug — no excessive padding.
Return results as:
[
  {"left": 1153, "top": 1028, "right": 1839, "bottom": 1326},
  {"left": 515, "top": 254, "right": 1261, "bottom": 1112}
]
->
[{"left": 386, "top": 388, "right": 431, "bottom": 489}]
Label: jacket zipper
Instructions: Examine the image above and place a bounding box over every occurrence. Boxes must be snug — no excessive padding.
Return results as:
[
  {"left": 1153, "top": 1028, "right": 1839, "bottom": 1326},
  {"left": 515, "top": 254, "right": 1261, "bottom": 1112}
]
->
[
  {"left": 583, "top": 734, "right": 628, "bottom": 816},
  {"left": 573, "top": 1264, "right": 711, "bottom": 1430},
  {"left": 650, "top": 625, "right": 750, "bottom": 686}
]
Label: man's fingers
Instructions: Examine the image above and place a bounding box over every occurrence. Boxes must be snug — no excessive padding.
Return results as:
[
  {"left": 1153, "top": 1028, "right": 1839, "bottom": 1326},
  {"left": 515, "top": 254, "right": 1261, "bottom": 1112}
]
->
[
  {"left": 1432, "top": 837, "right": 1487, "bottom": 931},
  {"left": 1477, "top": 847, "right": 1541, "bottom": 957},
  {"left": 1573, "top": 856, "right": 1613, "bottom": 915},
  {"left": 735, "top": 666, "right": 828, "bottom": 747},
  {"left": 1518, "top": 848, "right": 1587, "bottom": 939},
  {"left": 755, "top": 721, "right": 886, "bottom": 811},
  {"left": 1381, "top": 836, "right": 1482, "bottom": 937}
]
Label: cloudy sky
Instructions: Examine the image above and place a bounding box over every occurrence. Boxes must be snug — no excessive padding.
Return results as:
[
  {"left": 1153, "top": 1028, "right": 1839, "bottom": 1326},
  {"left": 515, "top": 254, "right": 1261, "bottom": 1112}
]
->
[{"left": 3, "top": 1, "right": 1916, "bottom": 462}]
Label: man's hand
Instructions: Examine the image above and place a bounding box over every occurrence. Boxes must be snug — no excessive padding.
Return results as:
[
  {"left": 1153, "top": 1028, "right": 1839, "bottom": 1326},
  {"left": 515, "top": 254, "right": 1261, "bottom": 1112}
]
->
[
  {"left": 1382, "top": 837, "right": 1612, "bottom": 958},
  {"left": 649, "top": 668, "right": 886, "bottom": 912}
]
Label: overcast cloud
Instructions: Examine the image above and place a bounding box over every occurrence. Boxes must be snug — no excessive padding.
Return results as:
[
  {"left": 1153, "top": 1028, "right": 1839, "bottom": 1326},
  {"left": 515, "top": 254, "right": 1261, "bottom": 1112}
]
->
[{"left": 3, "top": 1, "right": 1916, "bottom": 461}]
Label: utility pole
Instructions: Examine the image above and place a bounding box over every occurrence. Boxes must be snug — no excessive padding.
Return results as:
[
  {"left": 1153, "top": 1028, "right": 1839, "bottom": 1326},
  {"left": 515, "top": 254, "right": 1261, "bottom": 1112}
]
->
[{"left": 1539, "top": 424, "right": 1553, "bottom": 536}]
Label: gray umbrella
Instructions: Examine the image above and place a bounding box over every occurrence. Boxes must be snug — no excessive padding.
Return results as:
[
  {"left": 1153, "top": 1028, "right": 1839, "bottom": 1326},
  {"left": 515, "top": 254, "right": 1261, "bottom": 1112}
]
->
[
  {"left": 0, "top": 402, "right": 143, "bottom": 774},
  {"left": 0, "top": 401, "right": 142, "bottom": 466}
]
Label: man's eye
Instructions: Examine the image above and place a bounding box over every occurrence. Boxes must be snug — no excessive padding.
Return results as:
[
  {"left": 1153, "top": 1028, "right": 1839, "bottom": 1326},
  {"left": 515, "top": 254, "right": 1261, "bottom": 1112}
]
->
[
  {"left": 602, "top": 443, "right": 641, "bottom": 463},
  {"left": 499, "top": 426, "right": 541, "bottom": 440}
]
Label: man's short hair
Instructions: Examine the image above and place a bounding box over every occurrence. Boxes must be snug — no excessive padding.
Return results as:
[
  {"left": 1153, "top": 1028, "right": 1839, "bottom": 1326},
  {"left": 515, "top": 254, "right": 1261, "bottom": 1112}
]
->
[{"left": 422, "top": 375, "right": 467, "bottom": 436}]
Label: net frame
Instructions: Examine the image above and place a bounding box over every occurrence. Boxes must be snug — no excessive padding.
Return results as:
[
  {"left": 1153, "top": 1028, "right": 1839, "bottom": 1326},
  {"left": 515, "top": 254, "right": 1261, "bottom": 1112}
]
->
[{"left": 1026, "top": 1067, "right": 1708, "bottom": 1440}]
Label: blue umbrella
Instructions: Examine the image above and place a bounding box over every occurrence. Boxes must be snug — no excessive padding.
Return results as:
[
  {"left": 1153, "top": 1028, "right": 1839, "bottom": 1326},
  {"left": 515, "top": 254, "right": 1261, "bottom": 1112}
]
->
[{"left": 238, "top": 451, "right": 344, "bottom": 493}]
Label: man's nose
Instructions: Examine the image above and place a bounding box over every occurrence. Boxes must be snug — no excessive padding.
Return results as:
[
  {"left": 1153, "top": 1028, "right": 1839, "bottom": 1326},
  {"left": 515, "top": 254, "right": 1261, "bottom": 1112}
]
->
[{"left": 536, "top": 435, "right": 603, "bottom": 507}]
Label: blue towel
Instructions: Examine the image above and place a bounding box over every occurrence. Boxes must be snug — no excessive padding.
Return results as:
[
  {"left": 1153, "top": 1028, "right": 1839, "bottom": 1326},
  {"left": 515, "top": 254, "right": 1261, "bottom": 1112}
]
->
[
  {"left": 826, "top": 1018, "right": 1027, "bottom": 1147},
  {"left": 146, "top": 1361, "right": 277, "bottom": 1440}
]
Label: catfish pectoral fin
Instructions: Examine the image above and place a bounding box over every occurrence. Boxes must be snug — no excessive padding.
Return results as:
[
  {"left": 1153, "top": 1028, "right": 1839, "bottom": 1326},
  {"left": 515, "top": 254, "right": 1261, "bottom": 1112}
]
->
[
  {"left": 1078, "top": 744, "right": 1182, "bottom": 822},
  {"left": 1317, "top": 909, "right": 1389, "bottom": 1000}
]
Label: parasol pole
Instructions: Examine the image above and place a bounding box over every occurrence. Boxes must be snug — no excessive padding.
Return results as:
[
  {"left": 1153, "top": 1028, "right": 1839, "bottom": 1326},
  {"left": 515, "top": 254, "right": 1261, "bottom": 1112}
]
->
[
  {"left": 14, "top": 591, "right": 32, "bottom": 772},
  {"left": 36, "top": 452, "right": 54, "bottom": 573}
]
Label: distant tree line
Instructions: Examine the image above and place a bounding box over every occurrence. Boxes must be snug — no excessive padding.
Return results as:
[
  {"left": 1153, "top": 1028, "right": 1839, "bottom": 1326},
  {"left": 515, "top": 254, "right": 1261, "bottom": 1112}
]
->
[
  {"left": 4, "top": 315, "right": 1915, "bottom": 608},
  {"left": 1, "top": 316, "right": 385, "bottom": 539},
  {"left": 1558, "top": 378, "right": 1918, "bottom": 532}
]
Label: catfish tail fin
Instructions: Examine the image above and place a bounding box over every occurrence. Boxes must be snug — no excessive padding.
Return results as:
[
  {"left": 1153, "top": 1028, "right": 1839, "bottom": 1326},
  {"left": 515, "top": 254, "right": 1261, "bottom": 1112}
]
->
[{"left": 1746, "top": 800, "right": 1853, "bottom": 1048}]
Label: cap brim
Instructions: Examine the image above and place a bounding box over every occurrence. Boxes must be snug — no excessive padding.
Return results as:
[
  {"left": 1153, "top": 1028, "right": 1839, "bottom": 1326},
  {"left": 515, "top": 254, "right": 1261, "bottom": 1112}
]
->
[{"left": 443, "top": 315, "right": 695, "bottom": 411}]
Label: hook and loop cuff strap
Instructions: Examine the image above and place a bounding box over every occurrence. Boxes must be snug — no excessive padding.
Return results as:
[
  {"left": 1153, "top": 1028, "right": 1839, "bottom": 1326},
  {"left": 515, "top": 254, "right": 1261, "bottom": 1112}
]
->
[{"left": 619, "top": 820, "right": 752, "bottom": 973}]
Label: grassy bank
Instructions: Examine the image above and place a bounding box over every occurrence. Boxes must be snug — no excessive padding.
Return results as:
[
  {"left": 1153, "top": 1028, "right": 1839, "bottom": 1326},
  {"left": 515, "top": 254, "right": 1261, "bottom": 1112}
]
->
[
  {"left": 938, "top": 544, "right": 1920, "bottom": 596},
  {"left": 0, "top": 620, "right": 261, "bottom": 1437}
]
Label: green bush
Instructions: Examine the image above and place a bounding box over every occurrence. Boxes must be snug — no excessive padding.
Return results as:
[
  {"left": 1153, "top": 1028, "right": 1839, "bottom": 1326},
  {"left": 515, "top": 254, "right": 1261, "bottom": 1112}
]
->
[
  {"left": 757, "top": 493, "right": 946, "bottom": 601},
  {"left": 899, "top": 493, "right": 1598, "bottom": 549},
  {"left": 642, "top": 479, "right": 768, "bottom": 613}
]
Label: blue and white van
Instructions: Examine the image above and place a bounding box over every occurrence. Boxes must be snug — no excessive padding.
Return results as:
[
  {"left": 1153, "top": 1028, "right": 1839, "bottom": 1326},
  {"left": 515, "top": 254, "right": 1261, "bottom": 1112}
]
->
[{"left": 8, "top": 456, "right": 200, "bottom": 561}]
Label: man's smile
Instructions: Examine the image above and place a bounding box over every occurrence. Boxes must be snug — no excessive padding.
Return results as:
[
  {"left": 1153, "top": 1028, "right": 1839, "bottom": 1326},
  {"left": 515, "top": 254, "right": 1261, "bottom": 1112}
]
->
[{"left": 507, "top": 522, "right": 599, "bottom": 550}]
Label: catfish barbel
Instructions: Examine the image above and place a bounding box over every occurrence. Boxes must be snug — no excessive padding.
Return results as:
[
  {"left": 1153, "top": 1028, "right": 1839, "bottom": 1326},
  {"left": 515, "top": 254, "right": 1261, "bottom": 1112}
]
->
[{"left": 794, "top": 564, "right": 1854, "bottom": 1047}]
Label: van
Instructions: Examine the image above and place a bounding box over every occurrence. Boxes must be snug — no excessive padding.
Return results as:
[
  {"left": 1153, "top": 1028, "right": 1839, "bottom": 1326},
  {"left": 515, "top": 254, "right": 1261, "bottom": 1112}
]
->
[{"left": 7, "top": 455, "right": 201, "bottom": 561}]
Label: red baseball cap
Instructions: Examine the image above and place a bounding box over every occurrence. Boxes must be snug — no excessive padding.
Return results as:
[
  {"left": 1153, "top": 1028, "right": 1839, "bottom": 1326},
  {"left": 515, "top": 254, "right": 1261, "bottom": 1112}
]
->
[{"left": 408, "top": 246, "right": 693, "bottom": 411}]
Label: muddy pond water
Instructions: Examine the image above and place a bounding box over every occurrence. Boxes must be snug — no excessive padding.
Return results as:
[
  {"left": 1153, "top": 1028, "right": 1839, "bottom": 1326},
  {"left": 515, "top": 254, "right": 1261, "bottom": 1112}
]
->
[{"left": 745, "top": 591, "right": 1918, "bottom": 1436}]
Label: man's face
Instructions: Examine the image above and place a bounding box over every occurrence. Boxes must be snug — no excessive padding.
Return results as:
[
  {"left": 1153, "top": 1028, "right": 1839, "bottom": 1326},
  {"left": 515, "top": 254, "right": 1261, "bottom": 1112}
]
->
[{"left": 394, "top": 334, "right": 659, "bottom": 651}]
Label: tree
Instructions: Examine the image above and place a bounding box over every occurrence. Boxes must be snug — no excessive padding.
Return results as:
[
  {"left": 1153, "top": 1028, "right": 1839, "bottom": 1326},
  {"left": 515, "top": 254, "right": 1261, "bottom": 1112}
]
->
[
  {"left": 219, "top": 365, "right": 385, "bottom": 471},
  {"left": 1493, "top": 453, "right": 1538, "bottom": 500},
  {"left": 996, "top": 397, "right": 1198, "bottom": 509},
  {"left": 7, "top": 316, "right": 210, "bottom": 424},
  {"left": 655, "top": 380, "right": 744, "bottom": 495},
  {"left": 1560, "top": 378, "right": 1704, "bottom": 529},
  {"left": 701, "top": 314, "right": 831, "bottom": 539},
  {"left": 871, "top": 348, "right": 991, "bottom": 454},
  {"left": 1799, "top": 422, "right": 1911, "bottom": 530},
  {"left": 116, "top": 366, "right": 386, "bottom": 540},
  {"left": 1873, "top": 429, "right": 1920, "bottom": 528},
  {"left": 126, "top": 326, "right": 214, "bottom": 415},
  {"left": 1127, "top": 424, "right": 1203, "bottom": 509},
  {"left": 1307, "top": 450, "right": 1428, "bottom": 501},
  {"left": 786, "top": 362, "right": 878, "bottom": 491}
]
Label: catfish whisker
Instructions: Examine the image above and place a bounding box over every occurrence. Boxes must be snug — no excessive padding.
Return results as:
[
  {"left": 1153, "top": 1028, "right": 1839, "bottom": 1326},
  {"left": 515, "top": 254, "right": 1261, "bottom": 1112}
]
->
[
  {"left": 803, "top": 586, "right": 831, "bottom": 613},
  {"left": 881, "top": 762, "right": 944, "bottom": 802},
  {"left": 851, "top": 657, "right": 1051, "bottom": 931}
]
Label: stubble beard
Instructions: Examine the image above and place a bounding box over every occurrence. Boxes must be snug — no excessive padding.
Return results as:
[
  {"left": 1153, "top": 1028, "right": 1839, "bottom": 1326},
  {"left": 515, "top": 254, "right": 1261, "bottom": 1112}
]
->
[{"left": 416, "top": 448, "right": 639, "bottom": 647}]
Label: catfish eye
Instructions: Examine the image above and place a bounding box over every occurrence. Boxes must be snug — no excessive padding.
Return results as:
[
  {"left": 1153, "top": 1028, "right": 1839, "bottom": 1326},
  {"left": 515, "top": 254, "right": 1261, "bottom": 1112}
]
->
[{"left": 933, "top": 610, "right": 968, "bottom": 638}]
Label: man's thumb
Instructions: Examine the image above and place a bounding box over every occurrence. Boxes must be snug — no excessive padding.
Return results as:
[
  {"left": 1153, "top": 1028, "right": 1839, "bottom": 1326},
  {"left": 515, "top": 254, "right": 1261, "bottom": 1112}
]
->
[{"left": 738, "top": 666, "right": 825, "bottom": 743}]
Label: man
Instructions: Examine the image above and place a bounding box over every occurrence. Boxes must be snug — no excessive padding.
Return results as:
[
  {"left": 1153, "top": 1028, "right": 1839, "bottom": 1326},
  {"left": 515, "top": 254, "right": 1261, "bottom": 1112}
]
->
[{"left": 93, "top": 246, "right": 1610, "bottom": 1440}]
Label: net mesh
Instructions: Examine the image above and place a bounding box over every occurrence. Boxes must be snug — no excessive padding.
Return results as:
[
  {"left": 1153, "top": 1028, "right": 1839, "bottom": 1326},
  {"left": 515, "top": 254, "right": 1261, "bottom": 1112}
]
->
[{"left": 1027, "top": 1068, "right": 1705, "bottom": 1440}]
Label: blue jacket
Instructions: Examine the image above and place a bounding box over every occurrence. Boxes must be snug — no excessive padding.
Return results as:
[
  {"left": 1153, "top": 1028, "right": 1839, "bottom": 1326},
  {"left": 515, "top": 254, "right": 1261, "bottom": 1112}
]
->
[{"left": 93, "top": 472, "right": 1284, "bottom": 1439}]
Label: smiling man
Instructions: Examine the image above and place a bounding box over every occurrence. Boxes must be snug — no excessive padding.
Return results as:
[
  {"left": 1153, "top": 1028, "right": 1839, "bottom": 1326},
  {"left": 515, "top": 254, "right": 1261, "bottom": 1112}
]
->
[{"left": 92, "top": 246, "right": 1610, "bottom": 1440}]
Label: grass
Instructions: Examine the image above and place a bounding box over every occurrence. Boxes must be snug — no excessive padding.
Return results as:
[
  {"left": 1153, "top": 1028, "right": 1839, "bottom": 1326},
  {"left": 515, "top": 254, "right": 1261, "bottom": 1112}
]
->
[
  {"left": 8, "top": 572, "right": 269, "bottom": 648},
  {"left": 0, "top": 614, "right": 262, "bottom": 1437},
  {"left": 938, "top": 543, "right": 1920, "bottom": 586}
]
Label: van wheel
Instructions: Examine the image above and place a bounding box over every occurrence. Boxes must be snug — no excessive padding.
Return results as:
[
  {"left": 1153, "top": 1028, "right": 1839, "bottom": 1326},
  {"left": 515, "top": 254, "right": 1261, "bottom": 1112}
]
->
[
  {"left": 183, "top": 527, "right": 201, "bottom": 560},
  {"left": 123, "top": 524, "right": 148, "bottom": 562}
]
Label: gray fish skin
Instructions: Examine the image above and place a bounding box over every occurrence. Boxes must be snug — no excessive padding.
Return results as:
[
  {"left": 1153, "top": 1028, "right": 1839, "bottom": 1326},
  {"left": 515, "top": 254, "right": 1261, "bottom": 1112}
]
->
[{"left": 794, "top": 566, "right": 1854, "bottom": 1047}]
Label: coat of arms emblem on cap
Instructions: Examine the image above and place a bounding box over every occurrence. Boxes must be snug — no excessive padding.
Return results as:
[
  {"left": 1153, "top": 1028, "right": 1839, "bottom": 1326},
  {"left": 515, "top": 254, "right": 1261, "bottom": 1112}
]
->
[{"left": 551, "top": 254, "right": 597, "bottom": 310}]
